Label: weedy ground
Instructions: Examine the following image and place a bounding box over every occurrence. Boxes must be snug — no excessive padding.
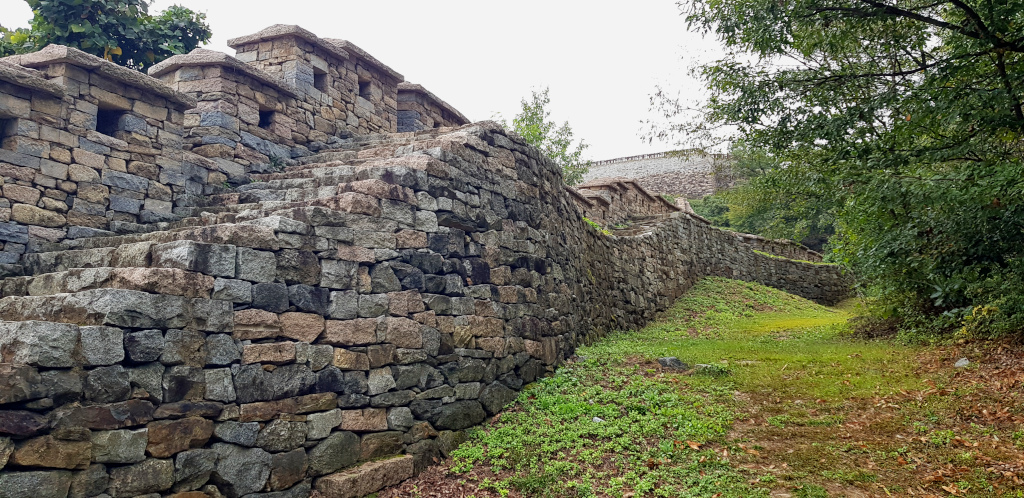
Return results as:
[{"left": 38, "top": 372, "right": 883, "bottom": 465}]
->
[{"left": 379, "top": 278, "right": 1024, "bottom": 497}]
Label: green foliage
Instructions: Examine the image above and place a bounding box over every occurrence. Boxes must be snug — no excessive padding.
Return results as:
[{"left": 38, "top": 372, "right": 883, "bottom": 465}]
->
[
  {"left": 503, "top": 88, "right": 591, "bottom": 186},
  {"left": 582, "top": 216, "right": 610, "bottom": 236},
  {"left": 0, "top": 25, "right": 32, "bottom": 57},
  {"left": 689, "top": 142, "right": 836, "bottom": 252},
  {"left": 668, "top": 0, "right": 1024, "bottom": 335},
  {"left": 7, "top": 0, "right": 210, "bottom": 70}
]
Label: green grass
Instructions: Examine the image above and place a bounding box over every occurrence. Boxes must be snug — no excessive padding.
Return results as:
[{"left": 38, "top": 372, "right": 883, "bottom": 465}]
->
[
  {"left": 448, "top": 356, "right": 754, "bottom": 497},
  {"left": 605, "top": 278, "right": 923, "bottom": 402},
  {"left": 400, "top": 277, "right": 1024, "bottom": 498}
]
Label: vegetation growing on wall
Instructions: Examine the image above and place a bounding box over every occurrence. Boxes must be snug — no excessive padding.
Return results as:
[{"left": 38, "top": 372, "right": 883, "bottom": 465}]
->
[
  {"left": 0, "top": 0, "right": 211, "bottom": 71},
  {"left": 665, "top": 0, "right": 1024, "bottom": 337},
  {"left": 502, "top": 87, "right": 591, "bottom": 186}
]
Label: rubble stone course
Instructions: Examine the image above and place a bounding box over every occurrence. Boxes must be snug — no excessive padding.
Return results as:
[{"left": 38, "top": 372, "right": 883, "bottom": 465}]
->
[{"left": 0, "top": 24, "right": 851, "bottom": 498}]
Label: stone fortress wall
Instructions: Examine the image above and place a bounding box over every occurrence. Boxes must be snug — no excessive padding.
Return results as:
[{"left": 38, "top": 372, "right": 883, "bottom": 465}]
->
[
  {"left": 0, "top": 25, "right": 849, "bottom": 498},
  {"left": 570, "top": 177, "right": 680, "bottom": 227},
  {"left": 583, "top": 151, "right": 727, "bottom": 199}
]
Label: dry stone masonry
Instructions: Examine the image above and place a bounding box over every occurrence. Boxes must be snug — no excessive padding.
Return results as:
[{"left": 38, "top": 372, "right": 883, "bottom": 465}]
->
[
  {"left": 583, "top": 151, "right": 728, "bottom": 199},
  {"left": 0, "top": 24, "right": 850, "bottom": 498}
]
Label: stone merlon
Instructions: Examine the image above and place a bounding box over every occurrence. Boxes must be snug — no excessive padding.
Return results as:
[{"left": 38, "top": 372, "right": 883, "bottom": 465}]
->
[
  {"left": 147, "top": 48, "right": 300, "bottom": 98},
  {"left": 3, "top": 44, "right": 196, "bottom": 109}
]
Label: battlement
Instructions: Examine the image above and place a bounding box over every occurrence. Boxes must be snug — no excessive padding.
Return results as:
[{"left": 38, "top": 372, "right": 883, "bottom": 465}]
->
[{"left": 0, "top": 25, "right": 469, "bottom": 253}]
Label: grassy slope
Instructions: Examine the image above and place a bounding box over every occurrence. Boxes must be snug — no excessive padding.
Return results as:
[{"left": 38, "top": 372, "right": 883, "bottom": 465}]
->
[{"left": 381, "top": 278, "right": 1024, "bottom": 498}]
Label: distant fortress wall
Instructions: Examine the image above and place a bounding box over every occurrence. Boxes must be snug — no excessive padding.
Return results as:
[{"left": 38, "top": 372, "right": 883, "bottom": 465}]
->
[{"left": 583, "top": 151, "right": 729, "bottom": 198}]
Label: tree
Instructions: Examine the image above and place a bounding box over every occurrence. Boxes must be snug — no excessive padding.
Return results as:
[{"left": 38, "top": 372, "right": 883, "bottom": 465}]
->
[
  {"left": 668, "top": 0, "right": 1024, "bottom": 334},
  {"left": 503, "top": 88, "right": 591, "bottom": 186},
  {"left": 690, "top": 142, "right": 837, "bottom": 251},
  {"left": 4, "top": 0, "right": 211, "bottom": 71}
]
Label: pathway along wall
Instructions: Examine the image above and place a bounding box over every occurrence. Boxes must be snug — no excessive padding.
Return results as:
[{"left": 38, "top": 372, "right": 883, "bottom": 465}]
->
[{"left": 0, "top": 122, "right": 851, "bottom": 498}]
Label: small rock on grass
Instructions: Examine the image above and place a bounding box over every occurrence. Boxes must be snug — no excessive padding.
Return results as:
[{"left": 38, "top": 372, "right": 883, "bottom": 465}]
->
[
  {"left": 657, "top": 357, "right": 688, "bottom": 370},
  {"left": 954, "top": 358, "right": 970, "bottom": 368}
]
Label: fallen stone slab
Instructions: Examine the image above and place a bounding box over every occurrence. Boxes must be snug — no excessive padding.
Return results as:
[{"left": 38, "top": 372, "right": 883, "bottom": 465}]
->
[{"left": 313, "top": 454, "right": 414, "bottom": 498}]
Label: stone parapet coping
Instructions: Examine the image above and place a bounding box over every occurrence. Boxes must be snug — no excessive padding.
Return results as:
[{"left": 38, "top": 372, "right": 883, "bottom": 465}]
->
[
  {"left": 226, "top": 24, "right": 404, "bottom": 81},
  {"left": 1, "top": 44, "right": 197, "bottom": 109},
  {"left": 577, "top": 176, "right": 680, "bottom": 212},
  {"left": 148, "top": 48, "right": 300, "bottom": 98},
  {"left": 733, "top": 231, "right": 823, "bottom": 258},
  {"left": 0, "top": 60, "right": 64, "bottom": 97},
  {"left": 323, "top": 38, "right": 403, "bottom": 81},
  {"left": 398, "top": 82, "right": 470, "bottom": 124}
]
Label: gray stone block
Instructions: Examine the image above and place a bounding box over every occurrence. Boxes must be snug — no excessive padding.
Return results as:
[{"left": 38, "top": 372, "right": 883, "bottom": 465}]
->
[
  {"left": 68, "top": 464, "right": 108, "bottom": 498},
  {"left": 38, "top": 369, "right": 80, "bottom": 402},
  {"left": 162, "top": 365, "right": 205, "bottom": 403},
  {"left": 152, "top": 240, "right": 236, "bottom": 278},
  {"left": 211, "top": 443, "right": 272, "bottom": 498},
  {"left": 479, "top": 381, "right": 517, "bottom": 415},
  {"left": 107, "top": 458, "right": 174, "bottom": 497},
  {"left": 236, "top": 247, "right": 277, "bottom": 283},
  {"left": 80, "top": 326, "right": 124, "bottom": 366},
  {"left": 387, "top": 406, "right": 415, "bottom": 430},
  {"left": 0, "top": 224, "right": 29, "bottom": 244},
  {"left": 357, "top": 293, "right": 389, "bottom": 318},
  {"left": 0, "top": 321, "right": 78, "bottom": 368},
  {"left": 255, "top": 420, "right": 306, "bottom": 452},
  {"left": 127, "top": 363, "right": 164, "bottom": 401},
  {"left": 212, "top": 278, "right": 252, "bottom": 303},
  {"left": 306, "top": 431, "right": 359, "bottom": 476},
  {"left": 320, "top": 259, "right": 357, "bottom": 289},
  {"left": 108, "top": 195, "right": 143, "bottom": 214},
  {"left": 268, "top": 447, "right": 307, "bottom": 491},
  {"left": 305, "top": 408, "right": 342, "bottom": 440},
  {"left": 101, "top": 170, "right": 150, "bottom": 192},
  {"left": 435, "top": 400, "right": 487, "bottom": 430},
  {"left": 370, "top": 263, "right": 401, "bottom": 293},
  {"left": 91, "top": 429, "right": 148, "bottom": 463},
  {"left": 204, "top": 368, "right": 235, "bottom": 403},
  {"left": 213, "top": 421, "right": 259, "bottom": 447},
  {"left": 328, "top": 290, "right": 358, "bottom": 319},
  {"left": 205, "top": 334, "right": 240, "bottom": 366},
  {"left": 173, "top": 448, "right": 218, "bottom": 492},
  {"left": 268, "top": 363, "right": 316, "bottom": 399},
  {"left": 367, "top": 367, "right": 396, "bottom": 395},
  {"left": 0, "top": 470, "right": 73, "bottom": 498},
  {"left": 232, "top": 364, "right": 272, "bottom": 404},
  {"left": 191, "top": 298, "right": 233, "bottom": 333}
]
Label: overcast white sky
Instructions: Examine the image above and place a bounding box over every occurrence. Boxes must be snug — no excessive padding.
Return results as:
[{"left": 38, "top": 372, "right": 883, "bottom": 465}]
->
[{"left": 0, "top": 0, "right": 724, "bottom": 160}]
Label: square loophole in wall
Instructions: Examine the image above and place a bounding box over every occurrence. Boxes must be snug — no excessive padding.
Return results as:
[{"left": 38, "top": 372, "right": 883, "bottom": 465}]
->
[
  {"left": 0, "top": 119, "right": 12, "bottom": 147},
  {"left": 358, "top": 80, "right": 372, "bottom": 100},
  {"left": 313, "top": 69, "right": 327, "bottom": 93},
  {"left": 259, "top": 110, "right": 275, "bottom": 129},
  {"left": 96, "top": 108, "right": 128, "bottom": 137}
]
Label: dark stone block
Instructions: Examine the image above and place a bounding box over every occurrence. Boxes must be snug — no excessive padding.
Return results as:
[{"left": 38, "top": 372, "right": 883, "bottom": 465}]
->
[
  {"left": 0, "top": 409, "right": 48, "bottom": 436},
  {"left": 124, "top": 329, "right": 165, "bottom": 363},
  {"left": 269, "top": 364, "right": 316, "bottom": 399},
  {"left": 435, "top": 400, "right": 487, "bottom": 430},
  {"left": 233, "top": 364, "right": 272, "bottom": 404},
  {"left": 85, "top": 365, "right": 131, "bottom": 403},
  {"left": 287, "top": 284, "right": 329, "bottom": 315},
  {"left": 370, "top": 390, "right": 415, "bottom": 408},
  {"left": 390, "top": 262, "right": 424, "bottom": 291},
  {"left": 252, "top": 282, "right": 289, "bottom": 313}
]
